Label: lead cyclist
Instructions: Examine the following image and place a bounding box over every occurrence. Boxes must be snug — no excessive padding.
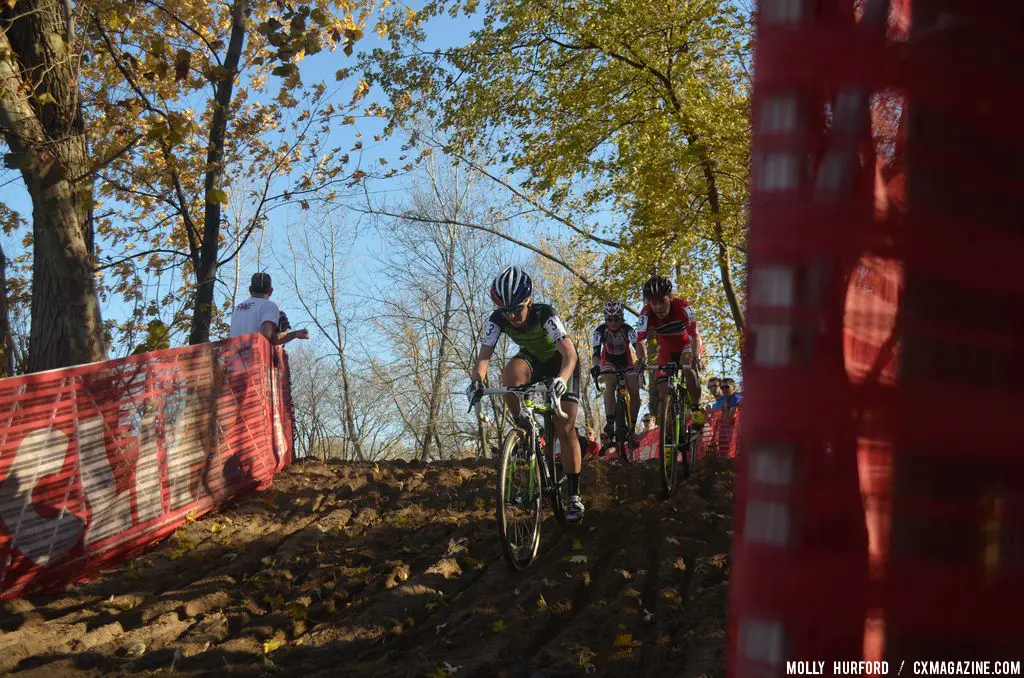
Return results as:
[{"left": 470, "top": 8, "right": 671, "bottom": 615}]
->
[
  {"left": 636, "top": 275, "right": 705, "bottom": 430},
  {"left": 466, "top": 266, "right": 586, "bottom": 522}
]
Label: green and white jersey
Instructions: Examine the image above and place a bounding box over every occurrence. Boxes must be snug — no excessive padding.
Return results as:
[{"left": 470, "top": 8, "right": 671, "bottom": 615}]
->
[{"left": 479, "top": 303, "right": 570, "bottom": 360}]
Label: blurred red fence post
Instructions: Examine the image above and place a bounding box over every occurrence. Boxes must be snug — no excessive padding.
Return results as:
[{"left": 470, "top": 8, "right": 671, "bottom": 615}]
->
[{"left": 731, "top": 1, "right": 1024, "bottom": 676}]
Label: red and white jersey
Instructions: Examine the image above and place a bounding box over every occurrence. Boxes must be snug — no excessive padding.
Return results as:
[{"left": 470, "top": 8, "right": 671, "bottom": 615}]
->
[
  {"left": 590, "top": 322, "right": 638, "bottom": 357},
  {"left": 636, "top": 297, "right": 697, "bottom": 343}
]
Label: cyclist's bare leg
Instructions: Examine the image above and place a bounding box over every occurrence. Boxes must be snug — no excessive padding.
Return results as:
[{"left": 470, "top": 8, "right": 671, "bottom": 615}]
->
[
  {"left": 501, "top": 358, "right": 532, "bottom": 421},
  {"left": 555, "top": 400, "right": 582, "bottom": 474},
  {"left": 601, "top": 373, "right": 616, "bottom": 426},
  {"left": 626, "top": 372, "right": 641, "bottom": 429}
]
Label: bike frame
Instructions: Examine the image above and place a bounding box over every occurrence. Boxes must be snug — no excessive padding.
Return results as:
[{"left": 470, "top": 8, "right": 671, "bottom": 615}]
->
[
  {"left": 594, "top": 367, "right": 644, "bottom": 456},
  {"left": 645, "top": 362, "right": 697, "bottom": 486},
  {"left": 472, "top": 382, "right": 567, "bottom": 499}
]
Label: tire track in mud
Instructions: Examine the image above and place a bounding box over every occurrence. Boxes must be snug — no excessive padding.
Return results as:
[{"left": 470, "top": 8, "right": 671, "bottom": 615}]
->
[
  {"left": 523, "top": 535, "right": 619, "bottom": 661},
  {"left": 2, "top": 457, "right": 735, "bottom": 678},
  {"left": 638, "top": 510, "right": 664, "bottom": 678}
]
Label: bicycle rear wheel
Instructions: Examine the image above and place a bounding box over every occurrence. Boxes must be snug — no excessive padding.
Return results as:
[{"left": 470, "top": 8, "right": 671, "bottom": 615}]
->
[
  {"left": 496, "top": 429, "right": 542, "bottom": 569},
  {"left": 659, "top": 391, "right": 681, "bottom": 497}
]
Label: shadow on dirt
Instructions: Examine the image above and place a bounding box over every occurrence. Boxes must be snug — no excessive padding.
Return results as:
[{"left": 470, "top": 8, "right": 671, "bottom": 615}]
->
[{"left": 1, "top": 455, "right": 735, "bottom": 678}]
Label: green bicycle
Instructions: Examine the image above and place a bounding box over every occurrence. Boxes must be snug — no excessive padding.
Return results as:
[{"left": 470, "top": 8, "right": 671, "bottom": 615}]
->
[
  {"left": 645, "top": 362, "right": 699, "bottom": 497},
  {"left": 469, "top": 378, "right": 570, "bottom": 569}
]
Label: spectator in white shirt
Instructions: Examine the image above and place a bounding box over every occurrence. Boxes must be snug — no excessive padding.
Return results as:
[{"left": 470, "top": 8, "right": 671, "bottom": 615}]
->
[{"left": 230, "top": 272, "right": 309, "bottom": 345}]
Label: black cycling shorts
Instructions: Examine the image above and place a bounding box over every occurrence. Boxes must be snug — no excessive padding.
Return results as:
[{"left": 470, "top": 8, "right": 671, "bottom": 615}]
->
[{"left": 511, "top": 350, "right": 581, "bottom": 404}]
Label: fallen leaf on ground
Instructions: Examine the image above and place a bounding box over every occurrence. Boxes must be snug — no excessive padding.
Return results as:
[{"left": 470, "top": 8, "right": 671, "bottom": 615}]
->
[{"left": 613, "top": 633, "right": 635, "bottom": 647}]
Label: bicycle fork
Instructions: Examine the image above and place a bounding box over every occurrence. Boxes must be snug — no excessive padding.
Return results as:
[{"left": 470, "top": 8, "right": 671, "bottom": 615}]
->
[{"left": 506, "top": 418, "right": 553, "bottom": 504}]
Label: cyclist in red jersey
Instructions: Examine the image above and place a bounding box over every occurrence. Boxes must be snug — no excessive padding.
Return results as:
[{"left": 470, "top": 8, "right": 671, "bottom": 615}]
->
[{"left": 636, "top": 275, "right": 705, "bottom": 428}]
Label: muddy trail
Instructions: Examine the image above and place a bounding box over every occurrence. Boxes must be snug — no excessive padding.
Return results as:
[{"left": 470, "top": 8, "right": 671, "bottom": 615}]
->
[{"left": 0, "top": 455, "right": 734, "bottom": 678}]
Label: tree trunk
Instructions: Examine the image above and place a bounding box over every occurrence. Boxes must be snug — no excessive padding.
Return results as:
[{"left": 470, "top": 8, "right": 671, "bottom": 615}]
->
[
  {"left": 0, "top": 244, "right": 13, "bottom": 377},
  {"left": 337, "top": 343, "right": 366, "bottom": 461},
  {"left": 698, "top": 155, "right": 746, "bottom": 334},
  {"left": 421, "top": 229, "right": 457, "bottom": 462},
  {"left": 188, "top": 0, "right": 247, "bottom": 344},
  {"left": 0, "top": 1, "right": 106, "bottom": 372}
]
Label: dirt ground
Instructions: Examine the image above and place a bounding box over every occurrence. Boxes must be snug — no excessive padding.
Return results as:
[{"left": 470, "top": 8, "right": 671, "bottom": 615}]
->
[{"left": 0, "top": 454, "right": 734, "bottom": 678}]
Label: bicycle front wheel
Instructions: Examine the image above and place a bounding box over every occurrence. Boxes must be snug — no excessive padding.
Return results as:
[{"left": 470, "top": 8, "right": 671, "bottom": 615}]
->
[
  {"left": 659, "top": 391, "right": 681, "bottom": 498},
  {"left": 615, "top": 396, "right": 635, "bottom": 465},
  {"left": 546, "top": 430, "right": 570, "bottom": 525},
  {"left": 497, "top": 429, "right": 542, "bottom": 569}
]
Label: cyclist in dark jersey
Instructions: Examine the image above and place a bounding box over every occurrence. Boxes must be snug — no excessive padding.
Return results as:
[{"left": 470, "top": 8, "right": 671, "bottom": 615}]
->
[
  {"left": 589, "top": 300, "right": 647, "bottom": 444},
  {"left": 466, "top": 266, "right": 585, "bottom": 522}
]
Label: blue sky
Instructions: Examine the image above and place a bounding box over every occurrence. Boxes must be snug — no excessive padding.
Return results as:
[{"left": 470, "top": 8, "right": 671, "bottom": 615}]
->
[
  {"left": 1, "top": 5, "right": 500, "bottom": 355},
  {"left": 0, "top": 2, "right": 741, "bottom": 383}
]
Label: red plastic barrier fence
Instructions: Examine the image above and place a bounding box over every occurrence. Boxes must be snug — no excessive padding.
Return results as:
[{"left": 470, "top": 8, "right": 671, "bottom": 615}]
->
[
  {"left": 734, "top": 0, "right": 1024, "bottom": 675},
  {"left": 591, "top": 408, "right": 742, "bottom": 464},
  {"left": 0, "top": 335, "right": 294, "bottom": 599},
  {"left": 697, "top": 407, "right": 743, "bottom": 462}
]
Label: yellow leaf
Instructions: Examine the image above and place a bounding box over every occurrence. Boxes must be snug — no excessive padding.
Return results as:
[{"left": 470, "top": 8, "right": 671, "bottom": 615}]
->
[
  {"left": 403, "top": 8, "right": 417, "bottom": 29},
  {"left": 536, "top": 594, "right": 547, "bottom": 612},
  {"left": 613, "top": 633, "right": 635, "bottom": 647},
  {"left": 185, "top": 510, "right": 197, "bottom": 523},
  {"left": 210, "top": 523, "right": 223, "bottom": 534},
  {"left": 263, "top": 638, "right": 282, "bottom": 654},
  {"left": 352, "top": 79, "right": 371, "bottom": 103},
  {"left": 491, "top": 620, "right": 506, "bottom": 632},
  {"left": 571, "top": 538, "right": 582, "bottom": 551},
  {"left": 205, "top": 187, "right": 228, "bottom": 205},
  {"left": 36, "top": 92, "right": 56, "bottom": 106}
]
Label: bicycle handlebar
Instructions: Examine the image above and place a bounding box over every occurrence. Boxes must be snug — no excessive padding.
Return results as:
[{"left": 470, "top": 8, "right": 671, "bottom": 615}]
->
[
  {"left": 593, "top": 365, "right": 645, "bottom": 391},
  {"left": 643, "top": 362, "right": 691, "bottom": 373},
  {"left": 467, "top": 382, "right": 568, "bottom": 420}
]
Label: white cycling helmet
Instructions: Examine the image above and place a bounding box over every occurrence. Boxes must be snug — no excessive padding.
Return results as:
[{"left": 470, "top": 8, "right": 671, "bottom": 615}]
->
[
  {"left": 490, "top": 266, "right": 533, "bottom": 308},
  {"left": 603, "top": 300, "right": 624, "bottom": 320}
]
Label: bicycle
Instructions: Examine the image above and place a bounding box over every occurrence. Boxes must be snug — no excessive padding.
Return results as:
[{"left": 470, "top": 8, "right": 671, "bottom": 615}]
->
[
  {"left": 592, "top": 366, "right": 644, "bottom": 465},
  {"left": 468, "top": 379, "right": 571, "bottom": 569},
  {"left": 645, "top": 362, "right": 700, "bottom": 497}
]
